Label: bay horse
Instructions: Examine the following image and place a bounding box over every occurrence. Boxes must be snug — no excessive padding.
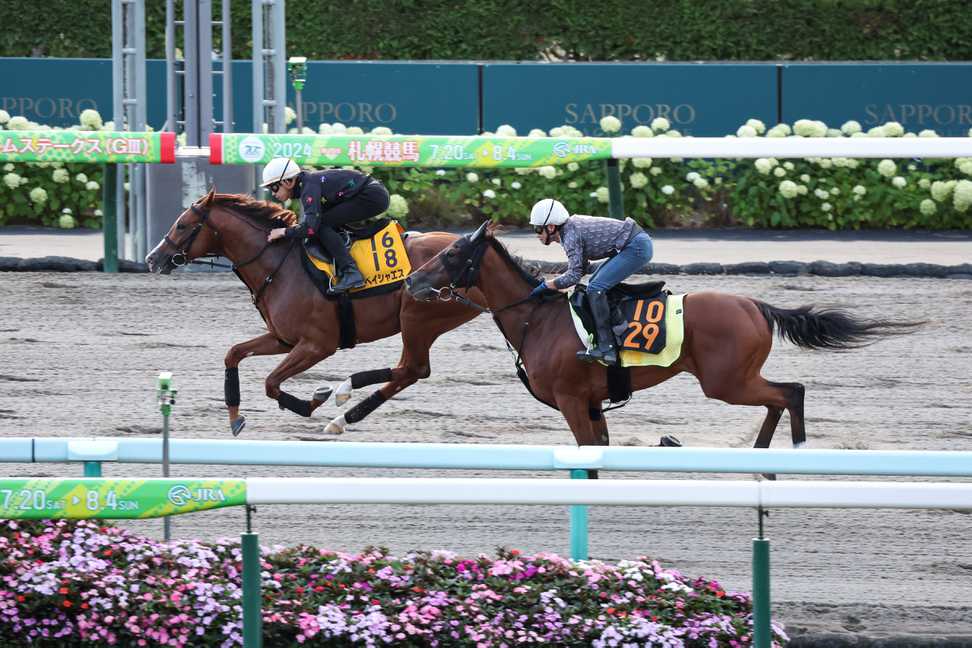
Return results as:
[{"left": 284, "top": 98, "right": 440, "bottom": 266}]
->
[
  {"left": 145, "top": 188, "right": 482, "bottom": 435},
  {"left": 404, "top": 223, "right": 921, "bottom": 452}
]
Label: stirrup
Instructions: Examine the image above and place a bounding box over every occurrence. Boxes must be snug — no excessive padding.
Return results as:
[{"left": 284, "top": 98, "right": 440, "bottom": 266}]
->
[
  {"left": 576, "top": 346, "right": 618, "bottom": 366},
  {"left": 332, "top": 267, "right": 365, "bottom": 292}
]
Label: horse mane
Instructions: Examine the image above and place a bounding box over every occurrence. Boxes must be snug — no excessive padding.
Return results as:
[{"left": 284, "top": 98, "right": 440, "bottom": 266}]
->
[
  {"left": 487, "top": 236, "right": 543, "bottom": 285},
  {"left": 214, "top": 193, "right": 298, "bottom": 228}
]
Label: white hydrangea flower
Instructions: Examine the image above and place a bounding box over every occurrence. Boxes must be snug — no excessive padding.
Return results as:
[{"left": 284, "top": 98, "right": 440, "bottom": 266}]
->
[
  {"left": 650, "top": 117, "right": 670, "bottom": 132},
  {"left": 918, "top": 129, "right": 938, "bottom": 138},
  {"left": 528, "top": 128, "right": 547, "bottom": 138},
  {"left": 953, "top": 180, "right": 972, "bottom": 212},
  {"left": 685, "top": 171, "right": 700, "bottom": 182},
  {"left": 0, "top": 110, "right": 9, "bottom": 124},
  {"left": 736, "top": 125, "right": 758, "bottom": 138},
  {"left": 892, "top": 176, "right": 907, "bottom": 188},
  {"left": 2, "top": 173, "right": 20, "bottom": 189},
  {"left": 797, "top": 184, "right": 808, "bottom": 195},
  {"left": 818, "top": 158, "right": 833, "bottom": 169},
  {"left": 773, "top": 167, "right": 786, "bottom": 177},
  {"left": 665, "top": 129, "right": 682, "bottom": 137},
  {"left": 511, "top": 181, "right": 522, "bottom": 190},
  {"left": 94, "top": 209, "right": 103, "bottom": 217},
  {"left": 7, "top": 116, "right": 29, "bottom": 130},
  {"left": 766, "top": 124, "right": 790, "bottom": 138},
  {"left": 330, "top": 122, "right": 347, "bottom": 134},
  {"left": 548, "top": 126, "right": 565, "bottom": 137},
  {"left": 650, "top": 166, "right": 663, "bottom": 175},
  {"left": 841, "top": 120, "right": 862, "bottom": 135},
  {"left": 370, "top": 126, "right": 392, "bottom": 135},
  {"left": 782, "top": 161, "right": 794, "bottom": 170},
  {"left": 794, "top": 119, "right": 826, "bottom": 137},
  {"left": 284, "top": 106, "right": 297, "bottom": 125},
  {"left": 3, "top": 163, "right": 13, "bottom": 171},
  {"left": 800, "top": 174, "right": 811, "bottom": 182},
  {"left": 567, "top": 162, "right": 580, "bottom": 172},
  {"left": 491, "top": 178, "right": 501, "bottom": 186},
  {"left": 86, "top": 181, "right": 100, "bottom": 191},
  {"left": 482, "top": 189, "right": 496, "bottom": 199},
  {"left": 883, "top": 121, "right": 904, "bottom": 137},
  {"left": 714, "top": 177, "right": 723, "bottom": 185},
  {"left": 466, "top": 172, "right": 479, "bottom": 183},
  {"left": 693, "top": 177, "right": 709, "bottom": 189},
  {"left": 300, "top": 126, "right": 315, "bottom": 135},
  {"left": 877, "top": 159, "right": 896, "bottom": 177},
  {"left": 386, "top": 194, "right": 408, "bottom": 219},
  {"left": 29, "top": 187, "right": 48, "bottom": 204},
  {"left": 821, "top": 202, "right": 832, "bottom": 212},
  {"left": 930, "top": 180, "right": 953, "bottom": 202},
  {"left": 515, "top": 167, "right": 532, "bottom": 175},
  {"left": 631, "top": 158, "right": 652, "bottom": 168},
  {"left": 746, "top": 118, "right": 766, "bottom": 134},
  {"left": 919, "top": 198, "right": 937, "bottom": 216},
  {"left": 850, "top": 132, "right": 867, "bottom": 138},
  {"left": 435, "top": 169, "right": 446, "bottom": 176},
  {"left": 918, "top": 178, "right": 931, "bottom": 189},
  {"left": 778, "top": 180, "right": 799, "bottom": 199},
  {"left": 52, "top": 169, "right": 69, "bottom": 184},
  {"left": 567, "top": 181, "right": 578, "bottom": 189},
  {"left": 493, "top": 124, "right": 516, "bottom": 137},
  {"left": 79, "top": 109, "right": 103, "bottom": 130},
  {"left": 830, "top": 187, "right": 840, "bottom": 195},
  {"left": 59, "top": 213, "right": 76, "bottom": 229},
  {"left": 866, "top": 126, "right": 887, "bottom": 137},
  {"left": 75, "top": 173, "right": 89, "bottom": 183},
  {"left": 754, "top": 158, "right": 773, "bottom": 175},
  {"left": 539, "top": 166, "right": 557, "bottom": 179},
  {"left": 826, "top": 128, "right": 843, "bottom": 138},
  {"left": 661, "top": 185, "right": 674, "bottom": 195},
  {"left": 18, "top": 175, "right": 27, "bottom": 185},
  {"left": 958, "top": 160, "right": 972, "bottom": 176},
  {"left": 631, "top": 125, "right": 653, "bottom": 138},
  {"left": 629, "top": 172, "right": 648, "bottom": 189},
  {"left": 852, "top": 184, "right": 867, "bottom": 196},
  {"left": 346, "top": 126, "right": 364, "bottom": 135},
  {"left": 600, "top": 116, "right": 621, "bottom": 133},
  {"left": 318, "top": 123, "right": 333, "bottom": 134},
  {"left": 595, "top": 186, "right": 610, "bottom": 203},
  {"left": 814, "top": 188, "right": 830, "bottom": 200}
]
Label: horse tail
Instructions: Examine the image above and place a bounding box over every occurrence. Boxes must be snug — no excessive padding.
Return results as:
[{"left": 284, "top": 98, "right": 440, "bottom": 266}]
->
[{"left": 753, "top": 300, "right": 923, "bottom": 350}]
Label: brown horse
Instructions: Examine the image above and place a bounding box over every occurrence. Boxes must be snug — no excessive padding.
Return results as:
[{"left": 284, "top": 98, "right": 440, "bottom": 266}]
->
[
  {"left": 145, "top": 188, "right": 481, "bottom": 435},
  {"left": 404, "top": 223, "right": 920, "bottom": 451}
]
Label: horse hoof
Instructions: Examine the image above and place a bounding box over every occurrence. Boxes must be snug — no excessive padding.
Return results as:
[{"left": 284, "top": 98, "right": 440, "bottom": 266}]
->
[
  {"left": 658, "top": 434, "right": 682, "bottom": 447},
  {"left": 324, "top": 415, "right": 346, "bottom": 435},
  {"left": 762, "top": 473, "right": 777, "bottom": 481},
  {"left": 334, "top": 378, "right": 353, "bottom": 407},
  {"left": 231, "top": 416, "right": 246, "bottom": 437},
  {"left": 313, "top": 386, "right": 333, "bottom": 403}
]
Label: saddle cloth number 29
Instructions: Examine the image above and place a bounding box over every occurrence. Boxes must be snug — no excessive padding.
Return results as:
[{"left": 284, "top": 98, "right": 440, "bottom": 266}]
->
[{"left": 621, "top": 297, "right": 667, "bottom": 354}]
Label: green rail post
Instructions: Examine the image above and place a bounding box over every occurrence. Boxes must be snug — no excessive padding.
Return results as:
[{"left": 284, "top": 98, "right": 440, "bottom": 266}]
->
[
  {"left": 604, "top": 158, "right": 624, "bottom": 219},
  {"left": 569, "top": 469, "right": 589, "bottom": 560},
  {"left": 242, "top": 506, "right": 262, "bottom": 648},
  {"left": 752, "top": 506, "right": 771, "bottom": 648},
  {"left": 82, "top": 462, "right": 102, "bottom": 477},
  {"left": 101, "top": 165, "right": 118, "bottom": 273},
  {"left": 157, "top": 372, "right": 177, "bottom": 541}
]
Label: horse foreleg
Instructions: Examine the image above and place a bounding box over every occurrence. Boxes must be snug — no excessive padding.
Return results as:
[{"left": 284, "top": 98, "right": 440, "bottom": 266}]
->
[
  {"left": 224, "top": 333, "right": 290, "bottom": 436},
  {"left": 555, "top": 392, "right": 602, "bottom": 479},
  {"left": 265, "top": 342, "right": 333, "bottom": 420},
  {"left": 333, "top": 368, "right": 394, "bottom": 407}
]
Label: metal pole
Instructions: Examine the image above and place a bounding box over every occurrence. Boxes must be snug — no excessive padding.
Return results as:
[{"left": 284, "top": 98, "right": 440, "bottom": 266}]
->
[
  {"left": 242, "top": 506, "right": 262, "bottom": 648},
  {"left": 83, "top": 462, "right": 102, "bottom": 477},
  {"left": 251, "top": 0, "right": 263, "bottom": 134},
  {"left": 568, "top": 469, "right": 589, "bottom": 560},
  {"left": 199, "top": 0, "right": 214, "bottom": 143},
  {"left": 604, "top": 158, "right": 624, "bottom": 219},
  {"left": 271, "top": 0, "right": 286, "bottom": 134},
  {"left": 158, "top": 372, "right": 177, "bottom": 541},
  {"left": 221, "top": 0, "right": 233, "bottom": 132},
  {"left": 752, "top": 506, "right": 771, "bottom": 648},
  {"left": 165, "top": 0, "right": 176, "bottom": 133},
  {"left": 101, "top": 165, "right": 118, "bottom": 272}
]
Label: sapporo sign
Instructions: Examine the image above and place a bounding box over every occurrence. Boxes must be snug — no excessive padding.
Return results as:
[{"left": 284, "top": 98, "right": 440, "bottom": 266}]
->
[
  {"left": 0, "top": 479, "right": 246, "bottom": 520},
  {"left": 0, "top": 131, "right": 176, "bottom": 164},
  {"left": 211, "top": 133, "right": 614, "bottom": 168}
]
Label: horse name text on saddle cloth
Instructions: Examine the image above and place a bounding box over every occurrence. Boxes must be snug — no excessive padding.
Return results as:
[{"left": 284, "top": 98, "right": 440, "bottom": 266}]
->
[
  {"left": 570, "top": 293, "right": 686, "bottom": 368},
  {"left": 306, "top": 221, "right": 411, "bottom": 291}
]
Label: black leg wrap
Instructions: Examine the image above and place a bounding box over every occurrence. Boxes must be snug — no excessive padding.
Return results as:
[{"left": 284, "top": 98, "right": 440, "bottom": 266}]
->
[
  {"left": 344, "top": 390, "right": 387, "bottom": 424},
  {"left": 351, "top": 368, "right": 394, "bottom": 389},
  {"left": 225, "top": 368, "right": 241, "bottom": 407},
  {"left": 277, "top": 391, "right": 313, "bottom": 417},
  {"left": 588, "top": 408, "right": 602, "bottom": 421}
]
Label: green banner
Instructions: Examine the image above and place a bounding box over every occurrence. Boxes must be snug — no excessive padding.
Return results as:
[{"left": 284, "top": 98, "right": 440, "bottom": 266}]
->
[
  {"left": 0, "top": 131, "right": 176, "bottom": 164},
  {"left": 213, "top": 133, "right": 613, "bottom": 168},
  {"left": 0, "top": 478, "right": 246, "bottom": 520}
]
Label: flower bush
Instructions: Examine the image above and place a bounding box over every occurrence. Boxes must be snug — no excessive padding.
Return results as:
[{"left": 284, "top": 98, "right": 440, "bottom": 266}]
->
[
  {"left": 4, "top": 108, "right": 972, "bottom": 231},
  {"left": 0, "top": 519, "right": 788, "bottom": 647}
]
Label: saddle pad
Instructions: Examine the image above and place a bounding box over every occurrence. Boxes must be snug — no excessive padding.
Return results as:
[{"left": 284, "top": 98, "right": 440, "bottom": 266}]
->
[
  {"left": 306, "top": 221, "right": 411, "bottom": 292},
  {"left": 569, "top": 293, "right": 687, "bottom": 368}
]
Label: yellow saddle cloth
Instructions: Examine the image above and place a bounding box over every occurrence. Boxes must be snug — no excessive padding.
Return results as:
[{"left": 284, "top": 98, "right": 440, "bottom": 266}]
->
[{"left": 306, "top": 221, "right": 411, "bottom": 293}]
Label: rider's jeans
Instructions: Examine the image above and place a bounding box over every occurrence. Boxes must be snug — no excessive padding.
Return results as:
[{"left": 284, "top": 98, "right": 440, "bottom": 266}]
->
[{"left": 587, "top": 232, "right": 654, "bottom": 292}]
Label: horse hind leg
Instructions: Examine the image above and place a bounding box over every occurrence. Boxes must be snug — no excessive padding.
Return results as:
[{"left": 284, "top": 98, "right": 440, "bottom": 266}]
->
[{"left": 332, "top": 368, "right": 394, "bottom": 407}]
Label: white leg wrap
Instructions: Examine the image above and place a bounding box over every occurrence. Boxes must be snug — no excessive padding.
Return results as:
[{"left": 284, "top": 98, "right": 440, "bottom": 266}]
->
[
  {"left": 793, "top": 441, "right": 806, "bottom": 449},
  {"left": 334, "top": 378, "right": 353, "bottom": 407},
  {"left": 324, "top": 415, "right": 347, "bottom": 435}
]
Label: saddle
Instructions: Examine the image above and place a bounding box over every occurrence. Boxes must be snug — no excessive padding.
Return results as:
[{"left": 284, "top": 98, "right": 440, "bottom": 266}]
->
[{"left": 570, "top": 279, "right": 668, "bottom": 346}]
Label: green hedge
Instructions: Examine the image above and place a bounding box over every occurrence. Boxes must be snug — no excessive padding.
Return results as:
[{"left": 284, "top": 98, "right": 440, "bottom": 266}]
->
[{"left": 4, "top": 0, "right": 972, "bottom": 61}]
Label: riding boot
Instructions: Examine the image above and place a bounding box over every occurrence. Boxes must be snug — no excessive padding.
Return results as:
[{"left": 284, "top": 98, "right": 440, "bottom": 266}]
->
[
  {"left": 577, "top": 289, "right": 618, "bottom": 365},
  {"left": 319, "top": 227, "right": 365, "bottom": 292}
]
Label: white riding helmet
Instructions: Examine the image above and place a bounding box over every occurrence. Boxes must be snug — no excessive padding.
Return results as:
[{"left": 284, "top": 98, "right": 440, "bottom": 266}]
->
[
  {"left": 260, "top": 157, "right": 301, "bottom": 187},
  {"left": 529, "top": 198, "right": 570, "bottom": 228}
]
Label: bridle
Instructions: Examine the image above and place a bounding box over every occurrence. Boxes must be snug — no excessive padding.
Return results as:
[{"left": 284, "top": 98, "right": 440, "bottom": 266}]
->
[{"left": 163, "top": 200, "right": 297, "bottom": 305}]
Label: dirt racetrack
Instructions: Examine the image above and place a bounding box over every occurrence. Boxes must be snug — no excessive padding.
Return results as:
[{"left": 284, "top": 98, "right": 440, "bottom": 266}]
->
[{"left": 1, "top": 269, "right": 971, "bottom": 642}]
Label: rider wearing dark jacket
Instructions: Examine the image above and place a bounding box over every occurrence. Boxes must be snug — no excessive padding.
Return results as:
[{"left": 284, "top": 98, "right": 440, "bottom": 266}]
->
[{"left": 264, "top": 158, "right": 390, "bottom": 292}]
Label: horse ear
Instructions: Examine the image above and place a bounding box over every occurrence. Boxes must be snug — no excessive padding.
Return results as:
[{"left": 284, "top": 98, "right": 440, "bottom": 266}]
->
[
  {"left": 203, "top": 185, "right": 217, "bottom": 204},
  {"left": 468, "top": 220, "right": 489, "bottom": 242}
]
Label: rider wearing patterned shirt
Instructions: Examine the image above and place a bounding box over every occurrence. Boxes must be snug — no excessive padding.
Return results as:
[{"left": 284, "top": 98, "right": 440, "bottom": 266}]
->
[
  {"left": 263, "top": 157, "right": 390, "bottom": 292},
  {"left": 528, "top": 198, "right": 654, "bottom": 365}
]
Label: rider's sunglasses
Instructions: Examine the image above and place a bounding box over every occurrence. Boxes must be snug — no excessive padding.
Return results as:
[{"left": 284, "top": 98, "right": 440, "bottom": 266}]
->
[
  {"left": 533, "top": 225, "right": 545, "bottom": 234},
  {"left": 267, "top": 181, "right": 282, "bottom": 193}
]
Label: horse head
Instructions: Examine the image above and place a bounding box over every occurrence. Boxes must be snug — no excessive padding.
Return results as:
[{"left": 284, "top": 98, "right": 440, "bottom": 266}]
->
[
  {"left": 405, "top": 221, "right": 491, "bottom": 301},
  {"left": 146, "top": 186, "right": 222, "bottom": 274}
]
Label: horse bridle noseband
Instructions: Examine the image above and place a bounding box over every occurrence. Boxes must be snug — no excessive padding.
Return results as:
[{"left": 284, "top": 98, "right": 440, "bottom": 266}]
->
[{"left": 163, "top": 201, "right": 296, "bottom": 305}]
